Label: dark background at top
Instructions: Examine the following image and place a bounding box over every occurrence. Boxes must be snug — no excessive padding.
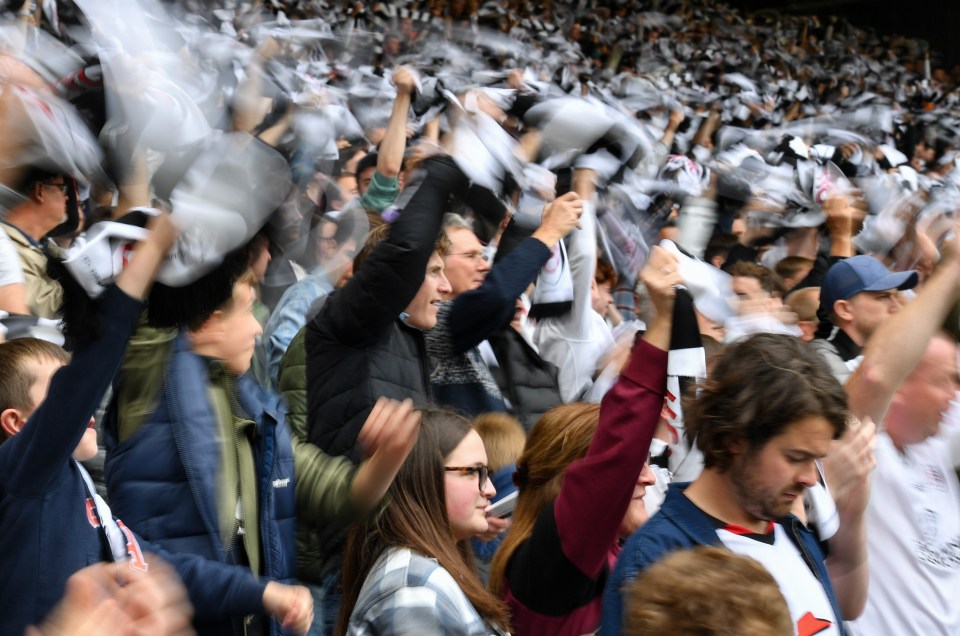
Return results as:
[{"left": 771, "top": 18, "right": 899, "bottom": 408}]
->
[{"left": 723, "top": 0, "right": 959, "bottom": 68}]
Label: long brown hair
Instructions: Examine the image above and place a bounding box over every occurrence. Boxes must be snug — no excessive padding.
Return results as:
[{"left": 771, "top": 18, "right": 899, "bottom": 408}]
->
[
  {"left": 337, "top": 408, "right": 509, "bottom": 635},
  {"left": 489, "top": 403, "right": 600, "bottom": 597}
]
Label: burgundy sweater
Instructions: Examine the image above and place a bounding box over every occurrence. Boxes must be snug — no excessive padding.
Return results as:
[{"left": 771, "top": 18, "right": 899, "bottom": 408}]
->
[{"left": 501, "top": 338, "right": 667, "bottom": 636}]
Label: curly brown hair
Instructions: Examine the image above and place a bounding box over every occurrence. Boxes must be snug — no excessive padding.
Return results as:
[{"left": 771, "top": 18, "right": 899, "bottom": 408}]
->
[{"left": 684, "top": 333, "right": 848, "bottom": 472}]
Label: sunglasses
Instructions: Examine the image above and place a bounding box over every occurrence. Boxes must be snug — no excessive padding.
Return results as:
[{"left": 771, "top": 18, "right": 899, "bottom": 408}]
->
[{"left": 444, "top": 465, "right": 491, "bottom": 491}]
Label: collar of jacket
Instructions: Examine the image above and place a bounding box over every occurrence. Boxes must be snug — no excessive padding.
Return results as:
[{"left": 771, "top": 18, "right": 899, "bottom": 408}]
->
[{"left": 825, "top": 325, "right": 862, "bottom": 362}]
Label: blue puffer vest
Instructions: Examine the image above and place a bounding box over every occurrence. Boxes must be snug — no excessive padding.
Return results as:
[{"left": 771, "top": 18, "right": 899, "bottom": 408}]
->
[{"left": 104, "top": 333, "right": 297, "bottom": 635}]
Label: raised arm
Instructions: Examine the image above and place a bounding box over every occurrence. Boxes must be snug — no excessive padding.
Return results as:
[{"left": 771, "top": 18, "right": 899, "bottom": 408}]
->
[
  {"left": 563, "top": 169, "right": 600, "bottom": 342},
  {"left": 294, "top": 398, "right": 420, "bottom": 525},
  {"left": 313, "top": 156, "right": 467, "bottom": 348},
  {"left": 552, "top": 247, "right": 679, "bottom": 578},
  {"left": 115, "top": 212, "right": 178, "bottom": 301},
  {"left": 232, "top": 38, "right": 280, "bottom": 135},
  {"left": 445, "top": 193, "right": 582, "bottom": 352},
  {"left": 846, "top": 232, "right": 960, "bottom": 424},
  {"left": 2, "top": 212, "right": 176, "bottom": 495},
  {"left": 820, "top": 415, "right": 876, "bottom": 619},
  {"left": 376, "top": 67, "right": 416, "bottom": 179}
]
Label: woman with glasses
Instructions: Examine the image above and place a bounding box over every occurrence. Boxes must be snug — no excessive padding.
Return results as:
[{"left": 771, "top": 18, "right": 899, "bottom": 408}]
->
[
  {"left": 337, "top": 409, "right": 510, "bottom": 635},
  {"left": 488, "top": 247, "right": 678, "bottom": 636}
]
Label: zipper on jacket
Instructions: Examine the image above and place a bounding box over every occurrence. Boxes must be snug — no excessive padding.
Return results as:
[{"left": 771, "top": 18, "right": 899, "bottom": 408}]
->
[
  {"left": 167, "top": 350, "right": 223, "bottom": 560},
  {"left": 786, "top": 517, "right": 845, "bottom": 633}
]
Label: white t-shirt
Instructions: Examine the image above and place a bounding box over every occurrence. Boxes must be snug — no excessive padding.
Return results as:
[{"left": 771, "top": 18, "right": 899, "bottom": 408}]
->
[
  {"left": 718, "top": 524, "right": 841, "bottom": 636},
  {"left": 535, "top": 309, "right": 614, "bottom": 403},
  {"left": 847, "top": 431, "right": 960, "bottom": 635}
]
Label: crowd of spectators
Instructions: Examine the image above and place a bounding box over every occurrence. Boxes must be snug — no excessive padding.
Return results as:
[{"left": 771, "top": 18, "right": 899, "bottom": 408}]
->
[{"left": 1, "top": 0, "right": 959, "bottom": 635}]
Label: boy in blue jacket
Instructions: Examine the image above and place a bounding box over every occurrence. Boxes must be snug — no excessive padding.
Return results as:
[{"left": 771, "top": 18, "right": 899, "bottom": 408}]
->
[{"left": 0, "top": 214, "right": 313, "bottom": 636}]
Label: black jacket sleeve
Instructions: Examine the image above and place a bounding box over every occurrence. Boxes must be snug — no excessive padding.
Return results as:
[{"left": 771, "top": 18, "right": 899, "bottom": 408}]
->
[{"left": 314, "top": 157, "right": 467, "bottom": 348}]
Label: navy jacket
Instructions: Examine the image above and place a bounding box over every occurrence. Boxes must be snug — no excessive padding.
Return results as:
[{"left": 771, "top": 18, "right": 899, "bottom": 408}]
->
[
  {"left": 0, "top": 287, "right": 143, "bottom": 635},
  {"left": 105, "top": 332, "right": 298, "bottom": 636},
  {"left": 0, "top": 287, "right": 269, "bottom": 636},
  {"left": 426, "top": 236, "right": 551, "bottom": 417},
  {"left": 601, "top": 483, "right": 846, "bottom": 635}
]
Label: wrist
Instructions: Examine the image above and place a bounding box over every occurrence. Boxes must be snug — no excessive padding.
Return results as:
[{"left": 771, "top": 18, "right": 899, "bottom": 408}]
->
[
  {"left": 641, "top": 314, "right": 671, "bottom": 351},
  {"left": 262, "top": 581, "right": 279, "bottom": 612},
  {"left": 531, "top": 227, "right": 562, "bottom": 248},
  {"left": 829, "top": 235, "right": 853, "bottom": 257}
]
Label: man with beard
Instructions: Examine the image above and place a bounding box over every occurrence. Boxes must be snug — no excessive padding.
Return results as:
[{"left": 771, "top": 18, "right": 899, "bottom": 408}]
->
[{"left": 602, "top": 333, "right": 851, "bottom": 636}]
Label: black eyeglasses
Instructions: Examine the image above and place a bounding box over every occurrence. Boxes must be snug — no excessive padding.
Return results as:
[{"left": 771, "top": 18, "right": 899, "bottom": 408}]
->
[
  {"left": 444, "top": 465, "right": 491, "bottom": 491},
  {"left": 43, "top": 181, "right": 69, "bottom": 195}
]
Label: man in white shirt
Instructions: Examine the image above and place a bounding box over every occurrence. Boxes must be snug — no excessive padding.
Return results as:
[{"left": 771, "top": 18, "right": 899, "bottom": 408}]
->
[{"left": 845, "top": 236, "right": 960, "bottom": 635}]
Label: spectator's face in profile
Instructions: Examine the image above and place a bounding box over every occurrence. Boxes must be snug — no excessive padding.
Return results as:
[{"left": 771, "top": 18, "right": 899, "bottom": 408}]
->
[
  {"left": 37, "top": 178, "right": 70, "bottom": 231},
  {"left": 443, "top": 429, "right": 495, "bottom": 541},
  {"left": 402, "top": 251, "right": 451, "bottom": 330},
  {"left": 443, "top": 228, "right": 490, "bottom": 296},
  {"left": 591, "top": 279, "right": 613, "bottom": 315},
  {"left": 213, "top": 282, "right": 263, "bottom": 375},
  {"left": 890, "top": 335, "right": 958, "bottom": 444},
  {"left": 843, "top": 289, "right": 901, "bottom": 342},
  {"left": 728, "top": 415, "right": 832, "bottom": 522},
  {"left": 618, "top": 463, "right": 657, "bottom": 537},
  {"left": 357, "top": 166, "right": 376, "bottom": 198},
  {"left": 2, "top": 356, "right": 97, "bottom": 460}
]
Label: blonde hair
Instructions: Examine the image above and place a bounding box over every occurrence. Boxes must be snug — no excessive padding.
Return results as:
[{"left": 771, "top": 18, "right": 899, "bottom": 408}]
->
[
  {"left": 623, "top": 547, "right": 792, "bottom": 635},
  {"left": 472, "top": 412, "right": 526, "bottom": 472},
  {"left": 489, "top": 403, "right": 600, "bottom": 596}
]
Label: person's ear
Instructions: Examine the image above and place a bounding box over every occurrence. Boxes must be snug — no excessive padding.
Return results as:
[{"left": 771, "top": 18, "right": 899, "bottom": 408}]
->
[
  {"left": 187, "top": 310, "right": 225, "bottom": 347},
  {"left": 29, "top": 181, "right": 44, "bottom": 203},
  {"left": 728, "top": 437, "right": 748, "bottom": 458},
  {"left": 0, "top": 408, "right": 26, "bottom": 438},
  {"left": 833, "top": 299, "right": 853, "bottom": 322}
]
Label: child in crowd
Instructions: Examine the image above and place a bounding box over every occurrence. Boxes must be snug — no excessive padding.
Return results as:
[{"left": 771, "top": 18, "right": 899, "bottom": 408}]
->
[
  {"left": 0, "top": 214, "right": 298, "bottom": 635},
  {"left": 104, "top": 247, "right": 420, "bottom": 636},
  {"left": 623, "top": 547, "right": 792, "bottom": 635},
  {"left": 471, "top": 412, "right": 527, "bottom": 582}
]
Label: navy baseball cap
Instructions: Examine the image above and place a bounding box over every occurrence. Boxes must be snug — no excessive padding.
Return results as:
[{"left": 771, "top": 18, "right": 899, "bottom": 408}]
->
[{"left": 820, "top": 255, "right": 918, "bottom": 312}]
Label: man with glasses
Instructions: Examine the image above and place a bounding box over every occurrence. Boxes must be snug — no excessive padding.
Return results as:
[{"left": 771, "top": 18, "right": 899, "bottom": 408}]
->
[
  {"left": 425, "top": 193, "right": 581, "bottom": 416},
  {"left": 1, "top": 168, "right": 73, "bottom": 318}
]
